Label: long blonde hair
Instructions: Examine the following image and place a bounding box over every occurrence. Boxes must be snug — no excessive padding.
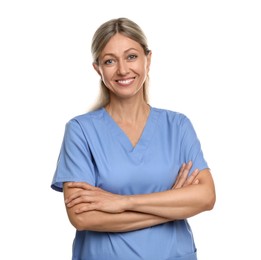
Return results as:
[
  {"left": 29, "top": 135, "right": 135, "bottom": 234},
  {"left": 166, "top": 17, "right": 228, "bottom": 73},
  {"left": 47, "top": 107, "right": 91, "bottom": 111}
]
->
[{"left": 90, "top": 17, "right": 150, "bottom": 111}]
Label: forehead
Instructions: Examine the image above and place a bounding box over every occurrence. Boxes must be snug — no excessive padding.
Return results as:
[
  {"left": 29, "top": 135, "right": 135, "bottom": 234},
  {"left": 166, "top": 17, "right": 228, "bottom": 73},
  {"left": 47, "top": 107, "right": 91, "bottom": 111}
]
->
[{"left": 101, "top": 33, "right": 143, "bottom": 56}]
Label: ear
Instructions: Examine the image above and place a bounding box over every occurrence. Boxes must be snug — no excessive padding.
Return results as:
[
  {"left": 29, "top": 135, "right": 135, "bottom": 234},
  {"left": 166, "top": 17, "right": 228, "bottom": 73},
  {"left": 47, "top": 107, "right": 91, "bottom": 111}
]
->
[{"left": 92, "top": 62, "right": 101, "bottom": 76}]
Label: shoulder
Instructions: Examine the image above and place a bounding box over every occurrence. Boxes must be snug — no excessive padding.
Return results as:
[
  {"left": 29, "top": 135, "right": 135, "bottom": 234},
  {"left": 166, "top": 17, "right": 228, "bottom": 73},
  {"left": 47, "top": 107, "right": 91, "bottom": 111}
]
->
[
  {"left": 152, "top": 107, "right": 190, "bottom": 126},
  {"left": 63, "top": 108, "right": 106, "bottom": 137},
  {"left": 67, "top": 108, "right": 105, "bottom": 126}
]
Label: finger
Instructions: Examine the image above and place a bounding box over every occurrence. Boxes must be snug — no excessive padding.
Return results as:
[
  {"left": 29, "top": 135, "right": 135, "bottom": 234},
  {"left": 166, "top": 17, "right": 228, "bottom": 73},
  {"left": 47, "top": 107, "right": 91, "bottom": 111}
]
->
[
  {"left": 182, "top": 168, "right": 199, "bottom": 187},
  {"left": 175, "top": 163, "right": 186, "bottom": 183},
  {"left": 174, "top": 161, "right": 192, "bottom": 189},
  {"left": 172, "top": 163, "right": 186, "bottom": 189},
  {"left": 67, "top": 182, "right": 97, "bottom": 190},
  {"left": 193, "top": 179, "right": 199, "bottom": 185},
  {"left": 66, "top": 194, "right": 94, "bottom": 207},
  {"left": 75, "top": 203, "right": 97, "bottom": 214},
  {"left": 65, "top": 190, "right": 94, "bottom": 204}
]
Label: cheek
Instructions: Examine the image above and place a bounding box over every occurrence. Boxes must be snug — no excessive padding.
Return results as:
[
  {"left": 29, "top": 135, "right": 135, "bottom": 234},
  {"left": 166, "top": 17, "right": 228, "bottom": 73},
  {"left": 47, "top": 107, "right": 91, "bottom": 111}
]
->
[
  {"left": 101, "top": 67, "right": 115, "bottom": 78},
  {"left": 145, "top": 60, "right": 150, "bottom": 72},
  {"left": 99, "top": 70, "right": 110, "bottom": 82},
  {"left": 100, "top": 70, "right": 115, "bottom": 88},
  {"left": 146, "top": 61, "right": 150, "bottom": 72},
  {"left": 140, "top": 59, "right": 149, "bottom": 72},
  {"left": 140, "top": 63, "right": 149, "bottom": 77},
  {"left": 132, "top": 62, "right": 147, "bottom": 75}
]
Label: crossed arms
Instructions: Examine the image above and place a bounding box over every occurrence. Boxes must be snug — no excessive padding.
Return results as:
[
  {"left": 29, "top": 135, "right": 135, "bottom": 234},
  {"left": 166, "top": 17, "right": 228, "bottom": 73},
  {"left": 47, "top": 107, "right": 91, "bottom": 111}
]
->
[{"left": 63, "top": 161, "right": 216, "bottom": 232}]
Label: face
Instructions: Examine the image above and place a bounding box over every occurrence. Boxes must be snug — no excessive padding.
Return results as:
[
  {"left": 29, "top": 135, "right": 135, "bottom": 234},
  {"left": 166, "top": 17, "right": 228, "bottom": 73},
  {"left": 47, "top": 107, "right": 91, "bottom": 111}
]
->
[{"left": 93, "top": 33, "right": 151, "bottom": 100}]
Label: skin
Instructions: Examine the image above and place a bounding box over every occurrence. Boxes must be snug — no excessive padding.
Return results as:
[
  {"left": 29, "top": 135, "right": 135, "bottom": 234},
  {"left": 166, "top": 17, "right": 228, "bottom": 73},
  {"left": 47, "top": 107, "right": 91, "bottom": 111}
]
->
[
  {"left": 63, "top": 33, "right": 216, "bottom": 232},
  {"left": 93, "top": 33, "right": 152, "bottom": 147}
]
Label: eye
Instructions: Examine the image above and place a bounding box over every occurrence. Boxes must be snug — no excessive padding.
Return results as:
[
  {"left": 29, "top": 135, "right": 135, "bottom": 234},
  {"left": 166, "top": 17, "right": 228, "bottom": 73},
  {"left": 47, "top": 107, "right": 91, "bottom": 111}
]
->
[
  {"left": 127, "top": 54, "right": 138, "bottom": 60},
  {"left": 104, "top": 59, "right": 115, "bottom": 65}
]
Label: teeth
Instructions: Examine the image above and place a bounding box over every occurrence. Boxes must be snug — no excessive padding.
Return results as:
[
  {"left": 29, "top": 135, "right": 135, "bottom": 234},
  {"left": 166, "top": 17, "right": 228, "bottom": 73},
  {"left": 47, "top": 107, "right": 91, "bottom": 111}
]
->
[{"left": 117, "top": 79, "right": 133, "bottom": 84}]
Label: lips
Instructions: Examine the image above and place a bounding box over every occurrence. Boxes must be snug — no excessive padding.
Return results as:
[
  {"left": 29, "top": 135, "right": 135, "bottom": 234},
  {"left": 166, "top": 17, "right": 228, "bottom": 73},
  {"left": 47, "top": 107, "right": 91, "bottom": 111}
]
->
[{"left": 115, "top": 77, "right": 135, "bottom": 86}]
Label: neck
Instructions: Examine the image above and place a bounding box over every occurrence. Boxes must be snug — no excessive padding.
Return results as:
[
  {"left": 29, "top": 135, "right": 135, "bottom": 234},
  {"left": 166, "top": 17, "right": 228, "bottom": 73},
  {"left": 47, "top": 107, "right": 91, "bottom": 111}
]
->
[{"left": 105, "top": 99, "right": 150, "bottom": 123}]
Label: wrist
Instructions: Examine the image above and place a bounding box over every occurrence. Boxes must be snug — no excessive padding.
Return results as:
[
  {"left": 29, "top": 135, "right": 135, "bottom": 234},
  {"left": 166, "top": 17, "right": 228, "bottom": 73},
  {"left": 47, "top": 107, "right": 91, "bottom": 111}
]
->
[{"left": 122, "top": 195, "right": 134, "bottom": 211}]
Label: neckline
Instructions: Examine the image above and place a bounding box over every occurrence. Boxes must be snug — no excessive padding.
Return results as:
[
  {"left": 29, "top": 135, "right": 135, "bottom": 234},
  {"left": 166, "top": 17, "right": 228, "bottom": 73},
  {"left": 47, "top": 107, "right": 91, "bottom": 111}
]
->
[{"left": 102, "top": 106, "right": 158, "bottom": 159}]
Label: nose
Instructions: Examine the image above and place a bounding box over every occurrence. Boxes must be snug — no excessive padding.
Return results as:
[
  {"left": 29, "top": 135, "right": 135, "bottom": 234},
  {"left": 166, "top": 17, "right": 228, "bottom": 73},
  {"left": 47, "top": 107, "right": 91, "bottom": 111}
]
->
[{"left": 117, "top": 60, "right": 129, "bottom": 75}]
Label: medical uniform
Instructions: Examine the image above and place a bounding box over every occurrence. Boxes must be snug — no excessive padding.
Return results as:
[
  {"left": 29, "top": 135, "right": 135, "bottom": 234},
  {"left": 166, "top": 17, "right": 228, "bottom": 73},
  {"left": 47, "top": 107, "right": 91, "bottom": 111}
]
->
[{"left": 51, "top": 107, "right": 208, "bottom": 260}]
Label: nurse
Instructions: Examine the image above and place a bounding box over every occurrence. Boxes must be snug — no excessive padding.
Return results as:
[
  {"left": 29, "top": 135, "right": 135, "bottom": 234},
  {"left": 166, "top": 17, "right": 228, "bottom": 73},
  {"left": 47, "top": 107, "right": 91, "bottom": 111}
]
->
[{"left": 51, "top": 17, "right": 216, "bottom": 260}]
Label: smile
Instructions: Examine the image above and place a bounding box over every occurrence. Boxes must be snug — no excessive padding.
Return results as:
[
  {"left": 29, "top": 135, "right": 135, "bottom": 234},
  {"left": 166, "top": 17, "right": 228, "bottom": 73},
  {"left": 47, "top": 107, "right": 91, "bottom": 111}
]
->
[{"left": 116, "top": 78, "right": 135, "bottom": 85}]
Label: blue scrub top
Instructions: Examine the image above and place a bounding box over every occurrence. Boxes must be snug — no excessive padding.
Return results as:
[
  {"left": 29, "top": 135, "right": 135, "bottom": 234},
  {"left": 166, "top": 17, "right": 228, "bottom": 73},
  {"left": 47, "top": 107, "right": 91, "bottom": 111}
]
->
[{"left": 51, "top": 107, "right": 208, "bottom": 260}]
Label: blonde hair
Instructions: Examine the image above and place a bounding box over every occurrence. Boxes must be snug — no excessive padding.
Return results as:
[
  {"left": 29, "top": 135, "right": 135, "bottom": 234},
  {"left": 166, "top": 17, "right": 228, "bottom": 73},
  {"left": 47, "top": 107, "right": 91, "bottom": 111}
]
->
[{"left": 90, "top": 17, "right": 150, "bottom": 111}]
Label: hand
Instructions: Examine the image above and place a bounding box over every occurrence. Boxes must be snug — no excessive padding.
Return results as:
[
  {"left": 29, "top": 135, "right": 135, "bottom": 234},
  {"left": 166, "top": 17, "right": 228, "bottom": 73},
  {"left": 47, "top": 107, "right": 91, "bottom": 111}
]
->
[
  {"left": 172, "top": 161, "right": 199, "bottom": 189},
  {"left": 65, "top": 182, "right": 127, "bottom": 214}
]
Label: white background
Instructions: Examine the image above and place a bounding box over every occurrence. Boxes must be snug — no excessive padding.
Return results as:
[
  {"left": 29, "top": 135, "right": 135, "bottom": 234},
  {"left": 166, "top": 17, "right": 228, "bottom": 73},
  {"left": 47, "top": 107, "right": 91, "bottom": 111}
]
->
[{"left": 0, "top": 0, "right": 260, "bottom": 259}]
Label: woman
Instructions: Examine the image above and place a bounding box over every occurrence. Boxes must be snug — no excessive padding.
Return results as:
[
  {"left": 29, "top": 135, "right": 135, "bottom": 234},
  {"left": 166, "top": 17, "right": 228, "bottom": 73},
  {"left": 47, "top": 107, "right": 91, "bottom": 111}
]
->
[{"left": 51, "top": 17, "right": 216, "bottom": 260}]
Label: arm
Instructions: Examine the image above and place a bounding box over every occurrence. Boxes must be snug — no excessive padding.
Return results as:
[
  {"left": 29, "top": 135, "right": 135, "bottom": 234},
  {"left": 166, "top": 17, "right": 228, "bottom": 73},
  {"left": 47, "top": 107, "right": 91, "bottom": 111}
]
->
[
  {"left": 64, "top": 162, "right": 202, "bottom": 231},
  {"left": 66, "top": 168, "right": 214, "bottom": 221},
  {"left": 63, "top": 183, "right": 170, "bottom": 232},
  {"left": 126, "top": 168, "right": 215, "bottom": 219}
]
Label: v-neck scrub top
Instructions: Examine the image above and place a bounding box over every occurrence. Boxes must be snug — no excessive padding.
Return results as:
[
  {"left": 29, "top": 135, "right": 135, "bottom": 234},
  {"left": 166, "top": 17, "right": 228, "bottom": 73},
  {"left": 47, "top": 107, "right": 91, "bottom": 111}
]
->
[{"left": 51, "top": 107, "right": 208, "bottom": 260}]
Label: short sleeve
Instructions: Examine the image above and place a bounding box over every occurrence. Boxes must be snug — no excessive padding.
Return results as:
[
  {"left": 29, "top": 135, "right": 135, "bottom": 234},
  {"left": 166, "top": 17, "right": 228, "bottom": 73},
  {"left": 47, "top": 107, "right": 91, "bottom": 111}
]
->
[
  {"left": 51, "top": 119, "right": 96, "bottom": 192},
  {"left": 180, "top": 116, "right": 209, "bottom": 174}
]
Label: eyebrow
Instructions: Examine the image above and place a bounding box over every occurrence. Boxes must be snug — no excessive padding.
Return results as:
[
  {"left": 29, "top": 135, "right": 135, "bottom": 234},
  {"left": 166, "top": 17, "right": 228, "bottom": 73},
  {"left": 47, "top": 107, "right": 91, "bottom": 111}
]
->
[{"left": 101, "top": 48, "right": 140, "bottom": 59}]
